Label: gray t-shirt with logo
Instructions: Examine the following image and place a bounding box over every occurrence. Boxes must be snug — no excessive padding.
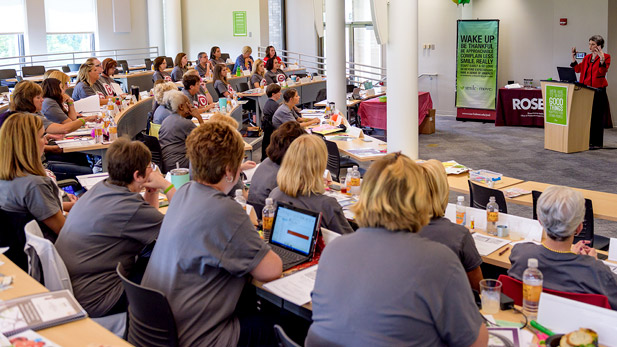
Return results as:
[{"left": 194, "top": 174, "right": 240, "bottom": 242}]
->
[{"left": 159, "top": 113, "right": 196, "bottom": 169}]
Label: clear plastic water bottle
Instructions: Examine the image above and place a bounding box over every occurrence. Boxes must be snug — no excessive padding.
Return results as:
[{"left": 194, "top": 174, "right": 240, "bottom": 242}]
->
[
  {"left": 262, "top": 198, "right": 275, "bottom": 240},
  {"left": 350, "top": 166, "right": 361, "bottom": 197},
  {"left": 486, "top": 196, "right": 499, "bottom": 236},
  {"left": 108, "top": 118, "right": 118, "bottom": 142},
  {"left": 94, "top": 124, "right": 104, "bottom": 144},
  {"left": 523, "top": 258, "right": 543, "bottom": 319},
  {"left": 345, "top": 170, "right": 352, "bottom": 196},
  {"left": 235, "top": 189, "right": 246, "bottom": 210},
  {"left": 456, "top": 196, "right": 466, "bottom": 226}
]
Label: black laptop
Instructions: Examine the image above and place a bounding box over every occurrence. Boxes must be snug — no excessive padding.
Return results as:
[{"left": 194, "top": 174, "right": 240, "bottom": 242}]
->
[
  {"left": 268, "top": 202, "right": 321, "bottom": 271},
  {"left": 557, "top": 67, "right": 578, "bottom": 83}
]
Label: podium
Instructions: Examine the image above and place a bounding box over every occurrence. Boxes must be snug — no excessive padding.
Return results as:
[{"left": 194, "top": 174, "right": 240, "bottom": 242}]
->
[{"left": 540, "top": 81, "right": 595, "bottom": 153}]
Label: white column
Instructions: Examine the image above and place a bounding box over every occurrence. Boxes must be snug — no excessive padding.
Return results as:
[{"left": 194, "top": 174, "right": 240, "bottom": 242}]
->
[
  {"left": 325, "top": 0, "right": 347, "bottom": 117},
  {"left": 163, "top": 0, "right": 183, "bottom": 56},
  {"left": 23, "top": 0, "right": 47, "bottom": 55},
  {"left": 147, "top": 0, "right": 165, "bottom": 56},
  {"left": 386, "top": 0, "right": 418, "bottom": 158}
]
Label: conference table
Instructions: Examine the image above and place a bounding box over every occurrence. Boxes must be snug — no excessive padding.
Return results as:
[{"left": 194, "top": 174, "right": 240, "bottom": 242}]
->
[
  {"left": 357, "top": 91, "right": 433, "bottom": 129},
  {"left": 447, "top": 172, "right": 524, "bottom": 194},
  {"left": 0, "top": 254, "right": 131, "bottom": 346},
  {"left": 495, "top": 87, "right": 544, "bottom": 127}
]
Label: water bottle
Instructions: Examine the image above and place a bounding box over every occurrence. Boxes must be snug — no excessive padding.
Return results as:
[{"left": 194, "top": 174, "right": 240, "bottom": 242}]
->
[
  {"left": 456, "top": 196, "right": 466, "bottom": 226},
  {"left": 345, "top": 170, "right": 352, "bottom": 196},
  {"left": 522, "top": 258, "right": 543, "bottom": 319},
  {"left": 236, "top": 67, "right": 242, "bottom": 76},
  {"left": 108, "top": 118, "right": 118, "bottom": 142},
  {"left": 234, "top": 189, "right": 246, "bottom": 210},
  {"left": 94, "top": 124, "right": 104, "bottom": 143},
  {"left": 262, "top": 198, "right": 275, "bottom": 240},
  {"left": 350, "top": 166, "right": 361, "bottom": 197},
  {"left": 486, "top": 196, "right": 499, "bottom": 236},
  {"left": 106, "top": 98, "right": 115, "bottom": 117}
]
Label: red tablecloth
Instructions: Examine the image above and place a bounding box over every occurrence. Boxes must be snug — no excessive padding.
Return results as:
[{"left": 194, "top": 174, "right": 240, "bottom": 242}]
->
[
  {"left": 495, "top": 88, "right": 544, "bottom": 127},
  {"left": 358, "top": 92, "right": 433, "bottom": 130}
]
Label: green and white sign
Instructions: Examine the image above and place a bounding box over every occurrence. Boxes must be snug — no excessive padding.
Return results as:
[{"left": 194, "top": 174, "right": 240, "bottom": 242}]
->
[
  {"left": 456, "top": 20, "right": 499, "bottom": 109},
  {"left": 233, "top": 11, "right": 247, "bottom": 37},
  {"left": 545, "top": 85, "right": 568, "bottom": 126}
]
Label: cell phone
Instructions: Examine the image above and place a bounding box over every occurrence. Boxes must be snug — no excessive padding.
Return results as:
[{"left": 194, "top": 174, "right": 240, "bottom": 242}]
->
[{"left": 576, "top": 52, "right": 586, "bottom": 59}]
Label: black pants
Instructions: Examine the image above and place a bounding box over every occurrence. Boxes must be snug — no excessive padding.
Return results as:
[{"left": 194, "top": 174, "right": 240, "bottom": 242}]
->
[{"left": 589, "top": 87, "right": 608, "bottom": 147}]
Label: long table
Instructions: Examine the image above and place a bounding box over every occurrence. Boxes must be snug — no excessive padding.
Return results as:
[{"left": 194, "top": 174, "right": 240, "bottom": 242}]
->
[
  {"left": 447, "top": 172, "right": 524, "bottom": 194},
  {"left": 0, "top": 255, "right": 131, "bottom": 346},
  {"left": 357, "top": 91, "right": 433, "bottom": 129}
]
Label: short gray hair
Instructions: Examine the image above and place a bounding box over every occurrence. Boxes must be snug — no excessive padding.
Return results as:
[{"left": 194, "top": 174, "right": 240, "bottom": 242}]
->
[
  {"left": 163, "top": 90, "right": 189, "bottom": 113},
  {"left": 153, "top": 81, "right": 177, "bottom": 104},
  {"left": 537, "top": 186, "right": 585, "bottom": 241}
]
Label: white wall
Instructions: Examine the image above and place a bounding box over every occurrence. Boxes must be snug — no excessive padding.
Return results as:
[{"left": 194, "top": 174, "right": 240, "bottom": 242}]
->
[
  {"left": 23, "top": 0, "right": 47, "bottom": 55},
  {"left": 96, "top": 0, "right": 150, "bottom": 52},
  {"left": 285, "top": 0, "right": 319, "bottom": 58},
  {"left": 181, "top": 0, "right": 268, "bottom": 63}
]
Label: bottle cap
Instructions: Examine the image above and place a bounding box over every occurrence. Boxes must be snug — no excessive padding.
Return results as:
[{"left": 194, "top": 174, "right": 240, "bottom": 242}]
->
[
  {"left": 528, "top": 258, "right": 538, "bottom": 268},
  {"left": 265, "top": 198, "right": 273, "bottom": 205},
  {"left": 235, "top": 189, "right": 243, "bottom": 197},
  {"left": 457, "top": 196, "right": 465, "bottom": 202},
  {"left": 489, "top": 196, "right": 496, "bottom": 201},
  {"left": 353, "top": 165, "right": 358, "bottom": 170}
]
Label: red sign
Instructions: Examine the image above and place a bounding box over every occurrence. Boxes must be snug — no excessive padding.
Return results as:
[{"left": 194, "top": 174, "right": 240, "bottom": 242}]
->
[{"left": 456, "top": 108, "right": 496, "bottom": 121}]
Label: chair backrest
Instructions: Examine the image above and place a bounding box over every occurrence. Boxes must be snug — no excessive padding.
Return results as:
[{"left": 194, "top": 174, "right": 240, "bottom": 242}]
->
[
  {"left": 205, "top": 82, "right": 218, "bottom": 102},
  {"left": 164, "top": 57, "right": 174, "bottom": 69},
  {"left": 229, "top": 105, "right": 243, "bottom": 130},
  {"left": 323, "top": 139, "right": 341, "bottom": 182},
  {"left": 346, "top": 84, "right": 356, "bottom": 93},
  {"left": 144, "top": 58, "right": 153, "bottom": 71},
  {"left": 220, "top": 53, "right": 230, "bottom": 61},
  {"left": 0, "top": 69, "right": 17, "bottom": 79},
  {"left": 117, "top": 60, "right": 129, "bottom": 74},
  {"left": 117, "top": 263, "right": 179, "bottom": 347},
  {"left": 135, "top": 131, "right": 164, "bottom": 173},
  {"left": 467, "top": 180, "right": 508, "bottom": 213},
  {"left": 22, "top": 65, "right": 45, "bottom": 77},
  {"left": 274, "top": 324, "right": 301, "bottom": 347},
  {"left": 237, "top": 82, "right": 250, "bottom": 92},
  {"left": 531, "top": 190, "right": 595, "bottom": 246},
  {"left": 61, "top": 65, "right": 70, "bottom": 73},
  {"left": 316, "top": 88, "right": 327, "bottom": 103},
  {"left": 498, "top": 275, "right": 611, "bottom": 309},
  {"left": 0, "top": 209, "right": 32, "bottom": 272},
  {"left": 67, "top": 63, "right": 81, "bottom": 72},
  {"left": 118, "top": 97, "right": 152, "bottom": 140},
  {"left": 0, "top": 86, "right": 8, "bottom": 93}
]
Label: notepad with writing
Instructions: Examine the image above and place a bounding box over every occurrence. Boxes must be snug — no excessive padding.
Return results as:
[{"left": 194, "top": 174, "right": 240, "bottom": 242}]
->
[{"left": 0, "top": 290, "right": 87, "bottom": 336}]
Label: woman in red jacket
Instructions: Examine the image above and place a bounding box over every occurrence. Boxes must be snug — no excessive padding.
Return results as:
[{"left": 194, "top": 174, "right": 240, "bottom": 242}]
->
[{"left": 571, "top": 35, "right": 612, "bottom": 149}]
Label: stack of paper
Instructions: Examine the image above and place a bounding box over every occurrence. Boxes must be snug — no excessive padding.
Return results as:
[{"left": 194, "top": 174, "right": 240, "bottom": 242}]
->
[
  {"left": 55, "top": 139, "right": 95, "bottom": 149},
  {"left": 76, "top": 173, "right": 108, "bottom": 190},
  {"left": 471, "top": 234, "right": 510, "bottom": 256},
  {"left": 442, "top": 160, "right": 470, "bottom": 175},
  {"left": 263, "top": 266, "right": 318, "bottom": 306}
]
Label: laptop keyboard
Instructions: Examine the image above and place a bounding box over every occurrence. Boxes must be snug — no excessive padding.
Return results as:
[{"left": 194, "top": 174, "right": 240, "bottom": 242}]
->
[{"left": 272, "top": 245, "right": 306, "bottom": 270}]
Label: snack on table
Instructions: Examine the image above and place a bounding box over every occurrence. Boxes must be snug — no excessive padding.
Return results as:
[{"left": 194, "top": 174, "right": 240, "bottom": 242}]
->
[{"left": 559, "top": 328, "right": 598, "bottom": 347}]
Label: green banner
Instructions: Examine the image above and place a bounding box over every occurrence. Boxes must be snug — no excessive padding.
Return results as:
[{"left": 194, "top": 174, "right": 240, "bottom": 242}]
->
[
  {"left": 545, "top": 85, "right": 568, "bottom": 126},
  {"left": 233, "top": 11, "right": 247, "bottom": 37},
  {"left": 456, "top": 20, "right": 499, "bottom": 109}
]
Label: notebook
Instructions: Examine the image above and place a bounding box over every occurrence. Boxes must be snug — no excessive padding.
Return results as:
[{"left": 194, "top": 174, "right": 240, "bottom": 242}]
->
[{"left": 268, "top": 202, "right": 321, "bottom": 271}]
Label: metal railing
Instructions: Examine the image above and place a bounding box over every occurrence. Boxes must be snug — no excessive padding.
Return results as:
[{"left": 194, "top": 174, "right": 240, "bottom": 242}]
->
[{"left": 0, "top": 47, "right": 159, "bottom": 75}]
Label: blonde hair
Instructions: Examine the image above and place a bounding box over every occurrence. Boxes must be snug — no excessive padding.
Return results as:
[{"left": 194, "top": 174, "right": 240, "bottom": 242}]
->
[
  {"left": 252, "top": 58, "right": 265, "bottom": 77},
  {"left": 46, "top": 71, "right": 71, "bottom": 86},
  {"left": 153, "top": 81, "right": 178, "bottom": 104},
  {"left": 0, "top": 113, "right": 46, "bottom": 180},
  {"left": 183, "top": 69, "right": 200, "bottom": 78},
  {"left": 42, "top": 69, "right": 60, "bottom": 79},
  {"left": 209, "top": 113, "right": 238, "bottom": 129},
  {"left": 419, "top": 159, "right": 449, "bottom": 219},
  {"left": 9, "top": 80, "right": 43, "bottom": 113},
  {"left": 77, "top": 57, "right": 98, "bottom": 85},
  {"left": 277, "top": 135, "right": 327, "bottom": 197},
  {"left": 242, "top": 46, "right": 253, "bottom": 55},
  {"left": 351, "top": 153, "right": 431, "bottom": 233}
]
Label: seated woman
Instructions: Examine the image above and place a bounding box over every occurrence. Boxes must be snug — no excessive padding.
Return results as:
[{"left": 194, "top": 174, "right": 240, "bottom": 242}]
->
[
  {"left": 194, "top": 52, "right": 212, "bottom": 79},
  {"left": 152, "top": 81, "right": 178, "bottom": 124},
  {"left": 272, "top": 88, "right": 319, "bottom": 128},
  {"left": 269, "top": 135, "right": 353, "bottom": 234},
  {"left": 171, "top": 52, "right": 188, "bottom": 82},
  {"left": 42, "top": 78, "right": 98, "bottom": 125},
  {"left": 233, "top": 46, "right": 254, "bottom": 73},
  {"left": 250, "top": 59, "right": 266, "bottom": 89},
  {"left": 56, "top": 137, "right": 175, "bottom": 318},
  {"left": 264, "top": 57, "right": 287, "bottom": 85},
  {"left": 142, "top": 121, "right": 282, "bottom": 346},
  {"left": 159, "top": 90, "right": 204, "bottom": 170},
  {"left": 182, "top": 74, "right": 215, "bottom": 113},
  {"left": 73, "top": 58, "right": 110, "bottom": 105},
  {"left": 209, "top": 46, "right": 226, "bottom": 66},
  {"left": 152, "top": 56, "right": 172, "bottom": 83},
  {"left": 0, "top": 113, "right": 65, "bottom": 255},
  {"left": 99, "top": 58, "right": 123, "bottom": 97},
  {"left": 248, "top": 121, "right": 304, "bottom": 216},
  {"left": 263, "top": 45, "right": 286, "bottom": 68},
  {"left": 508, "top": 185, "right": 617, "bottom": 310},
  {"left": 306, "top": 153, "right": 487, "bottom": 346},
  {"left": 418, "top": 159, "right": 484, "bottom": 291},
  {"left": 184, "top": 69, "right": 213, "bottom": 104},
  {"left": 213, "top": 64, "right": 234, "bottom": 99}
]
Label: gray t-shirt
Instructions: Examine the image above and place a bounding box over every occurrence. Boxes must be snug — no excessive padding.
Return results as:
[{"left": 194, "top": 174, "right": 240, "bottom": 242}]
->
[
  {"left": 72, "top": 80, "right": 107, "bottom": 101},
  {"left": 419, "top": 217, "right": 482, "bottom": 272},
  {"left": 55, "top": 180, "right": 163, "bottom": 317},
  {"left": 307, "top": 227, "right": 484, "bottom": 346},
  {"left": 508, "top": 242, "right": 617, "bottom": 310},
  {"left": 41, "top": 98, "right": 69, "bottom": 123},
  {"left": 247, "top": 158, "right": 279, "bottom": 211},
  {"left": 152, "top": 105, "right": 172, "bottom": 125},
  {"left": 171, "top": 66, "right": 188, "bottom": 82},
  {"left": 214, "top": 80, "right": 230, "bottom": 98},
  {"left": 269, "top": 187, "right": 353, "bottom": 234},
  {"left": 142, "top": 182, "right": 270, "bottom": 347},
  {"left": 182, "top": 89, "right": 199, "bottom": 108},
  {"left": 195, "top": 64, "right": 209, "bottom": 78},
  {"left": 272, "top": 104, "right": 298, "bottom": 129},
  {"left": 0, "top": 174, "right": 61, "bottom": 222},
  {"left": 98, "top": 75, "right": 120, "bottom": 96},
  {"left": 159, "top": 113, "right": 196, "bottom": 170},
  {"left": 250, "top": 74, "right": 264, "bottom": 88},
  {"left": 31, "top": 111, "right": 53, "bottom": 131},
  {"left": 263, "top": 98, "right": 280, "bottom": 118},
  {"left": 152, "top": 70, "right": 172, "bottom": 83},
  {"left": 265, "top": 69, "right": 287, "bottom": 84}
]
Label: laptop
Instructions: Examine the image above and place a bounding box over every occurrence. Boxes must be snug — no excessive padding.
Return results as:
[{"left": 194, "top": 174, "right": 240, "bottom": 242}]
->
[
  {"left": 557, "top": 67, "right": 578, "bottom": 83},
  {"left": 268, "top": 202, "right": 322, "bottom": 271}
]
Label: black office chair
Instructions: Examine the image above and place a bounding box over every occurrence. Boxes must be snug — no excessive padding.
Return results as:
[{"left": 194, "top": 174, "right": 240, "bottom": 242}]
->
[
  {"left": 0, "top": 209, "right": 32, "bottom": 272},
  {"left": 237, "top": 82, "right": 250, "bottom": 93},
  {"left": 221, "top": 53, "right": 230, "bottom": 61},
  {"left": 274, "top": 325, "right": 301, "bottom": 347},
  {"left": 346, "top": 84, "right": 356, "bottom": 93},
  {"left": 117, "top": 60, "right": 129, "bottom": 74},
  {"left": 145, "top": 58, "right": 153, "bottom": 71},
  {"left": 0, "top": 86, "right": 8, "bottom": 93},
  {"left": 323, "top": 138, "right": 358, "bottom": 182},
  {"left": 0, "top": 69, "right": 18, "bottom": 87},
  {"left": 531, "top": 190, "right": 608, "bottom": 250},
  {"left": 467, "top": 180, "right": 508, "bottom": 213},
  {"left": 135, "top": 131, "right": 164, "bottom": 173},
  {"left": 315, "top": 88, "right": 327, "bottom": 104},
  {"left": 117, "top": 263, "right": 179, "bottom": 347},
  {"left": 22, "top": 66, "right": 45, "bottom": 77},
  {"left": 67, "top": 63, "right": 81, "bottom": 72},
  {"left": 164, "top": 57, "right": 174, "bottom": 69},
  {"left": 61, "top": 65, "right": 70, "bottom": 73}
]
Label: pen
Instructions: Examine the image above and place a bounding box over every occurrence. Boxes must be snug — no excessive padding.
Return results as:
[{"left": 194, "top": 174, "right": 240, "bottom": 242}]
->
[
  {"left": 498, "top": 246, "right": 510, "bottom": 256},
  {"left": 530, "top": 320, "right": 554, "bottom": 336}
]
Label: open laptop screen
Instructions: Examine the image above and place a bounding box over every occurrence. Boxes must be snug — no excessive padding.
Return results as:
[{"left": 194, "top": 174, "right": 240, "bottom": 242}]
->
[
  {"left": 270, "top": 204, "right": 320, "bottom": 255},
  {"left": 557, "top": 67, "right": 577, "bottom": 83}
]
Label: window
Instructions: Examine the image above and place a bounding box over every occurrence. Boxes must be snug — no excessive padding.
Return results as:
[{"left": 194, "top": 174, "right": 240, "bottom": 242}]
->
[
  {"left": 0, "top": 0, "right": 26, "bottom": 69},
  {"left": 47, "top": 33, "right": 95, "bottom": 54},
  {"left": 45, "top": 0, "right": 95, "bottom": 58}
]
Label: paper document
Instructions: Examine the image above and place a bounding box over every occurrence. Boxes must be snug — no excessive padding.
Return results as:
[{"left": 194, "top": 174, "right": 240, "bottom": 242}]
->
[
  {"left": 55, "top": 139, "right": 95, "bottom": 149},
  {"left": 602, "top": 261, "right": 617, "bottom": 275},
  {"left": 76, "top": 173, "right": 108, "bottom": 190},
  {"left": 65, "top": 128, "right": 92, "bottom": 137},
  {"left": 471, "top": 233, "right": 510, "bottom": 256},
  {"left": 242, "top": 164, "right": 259, "bottom": 183},
  {"left": 609, "top": 238, "right": 617, "bottom": 262},
  {"left": 263, "top": 265, "right": 318, "bottom": 306},
  {"left": 346, "top": 148, "right": 386, "bottom": 158},
  {"left": 487, "top": 327, "right": 520, "bottom": 347},
  {"left": 74, "top": 95, "right": 100, "bottom": 113},
  {"left": 111, "top": 83, "right": 124, "bottom": 96}
]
